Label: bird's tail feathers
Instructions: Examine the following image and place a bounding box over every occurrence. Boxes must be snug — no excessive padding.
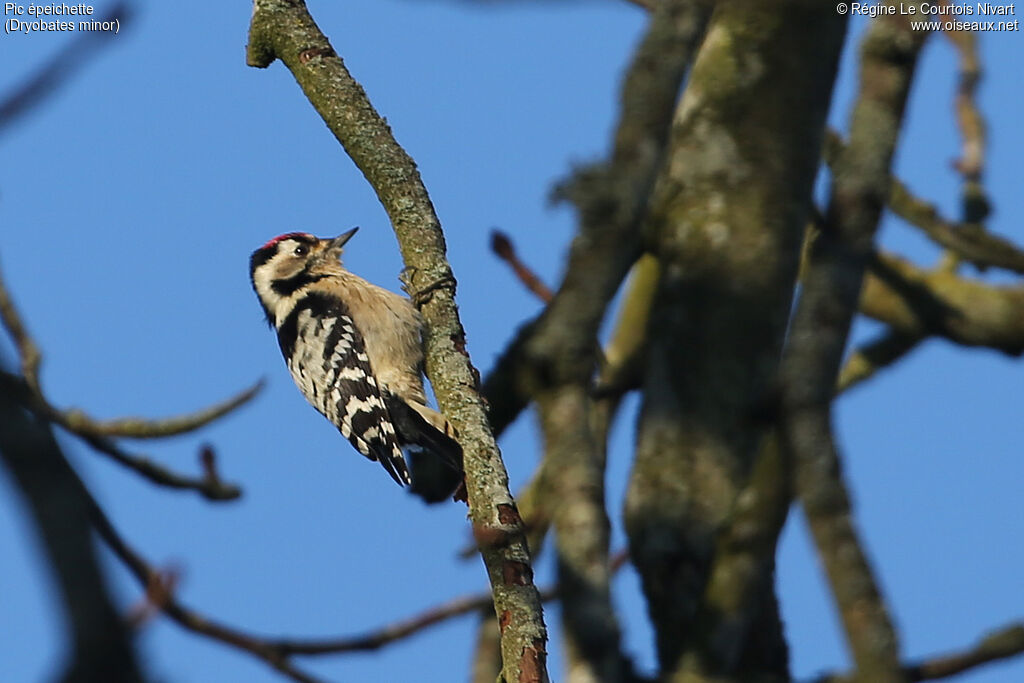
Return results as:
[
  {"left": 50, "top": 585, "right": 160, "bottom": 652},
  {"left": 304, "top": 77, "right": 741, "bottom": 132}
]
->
[
  {"left": 384, "top": 393, "right": 463, "bottom": 473},
  {"left": 365, "top": 439, "right": 412, "bottom": 486},
  {"left": 383, "top": 393, "right": 464, "bottom": 503}
]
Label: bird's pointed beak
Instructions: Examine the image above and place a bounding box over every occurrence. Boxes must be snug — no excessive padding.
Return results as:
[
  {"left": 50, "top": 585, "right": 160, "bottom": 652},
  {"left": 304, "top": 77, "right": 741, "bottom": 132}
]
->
[{"left": 327, "top": 227, "right": 359, "bottom": 251}]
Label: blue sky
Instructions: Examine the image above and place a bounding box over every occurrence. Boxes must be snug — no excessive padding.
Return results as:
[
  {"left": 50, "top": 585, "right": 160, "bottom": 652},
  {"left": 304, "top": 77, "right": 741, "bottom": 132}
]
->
[{"left": 1, "top": 2, "right": 1021, "bottom": 682}]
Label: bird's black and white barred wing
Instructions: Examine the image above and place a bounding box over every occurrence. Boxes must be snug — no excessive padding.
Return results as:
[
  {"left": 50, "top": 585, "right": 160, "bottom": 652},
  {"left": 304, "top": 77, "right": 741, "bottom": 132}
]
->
[{"left": 276, "top": 292, "right": 410, "bottom": 486}]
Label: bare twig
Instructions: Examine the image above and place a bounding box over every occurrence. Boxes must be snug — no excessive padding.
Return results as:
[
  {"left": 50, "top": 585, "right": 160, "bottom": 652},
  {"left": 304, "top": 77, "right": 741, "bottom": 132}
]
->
[
  {"left": 0, "top": 259, "right": 253, "bottom": 499},
  {"left": 823, "top": 133, "right": 1024, "bottom": 273},
  {"left": 0, "top": 371, "right": 243, "bottom": 501},
  {"left": 90, "top": 498, "right": 325, "bottom": 683},
  {"left": 906, "top": 623, "right": 1024, "bottom": 681},
  {"left": 814, "top": 622, "right": 1024, "bottom": 682},
  {"left": 471, "top": 610, "right": 504, "bottom": 683},
  {"left": 836, "top": 329, "right": 923, "bottom": 393},
  {"left": 275, "top": 555, "right": 636, "bottom": 657},
  {"left": 79, "top": 434, "right": 241, "bottom": 501},
  {"left": 471, "top": 550, "right": 634, "bottom": 683},
  {"left": 523, "top": 2, "right": 714, "bottom": 678},
  {"left": 245, "top": 3, "right": 548, "bottom": 679},
  {"left": 862, "top": 251, "right": 1024, "bottom": 355},
  {"left": 491, "top": 230, "right": 554, "bottom": 303},
  {"left": 0, "top": 259, "right": 43, "bottom": 393},
  {"left": 0, "top": 2, "right": 135, "bottom": 136},
  {"left": 594, "top": 254, "right": 659, "bottom": 397},
  {"left": 94, "top": 456, "right": 635, "bottom": 680},
  {"left": 125, "top": 566, "right": 181, "bottom": 630},
  {"left": 888, "top": 178, "right": 1021, "bottom": 272},
  {"left": 781, "top": 11, "right": 930, "bottom": 682},
  {"left": 62, "top": 380, "right": 265, "bottom": 439},
  {"left": 0, "top": 253, "right": 262, "bottom": 439},
  {"left": 944, "top": 20, "right": 990, "bottom": 225}
]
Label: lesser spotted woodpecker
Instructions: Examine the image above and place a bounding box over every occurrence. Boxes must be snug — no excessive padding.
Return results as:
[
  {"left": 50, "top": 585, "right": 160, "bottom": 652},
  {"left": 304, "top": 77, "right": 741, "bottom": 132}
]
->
[{"left": 249, "top": 228, "right": 463, "bottom": 497}]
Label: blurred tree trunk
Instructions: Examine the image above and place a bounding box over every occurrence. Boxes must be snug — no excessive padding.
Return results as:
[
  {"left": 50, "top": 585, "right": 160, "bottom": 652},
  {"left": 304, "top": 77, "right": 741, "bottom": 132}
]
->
[
  {"left": 0, "top": 376, "right": 143, "bottom": 683},
  {"left": 625, "top": 3, "right": 847, "bottom": 681}
]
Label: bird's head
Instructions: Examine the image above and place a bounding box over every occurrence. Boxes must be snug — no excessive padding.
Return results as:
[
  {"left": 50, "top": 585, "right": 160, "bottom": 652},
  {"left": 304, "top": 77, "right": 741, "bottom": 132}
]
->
[{"left": 249, "top": 227, "right": 359, "bottom": 324}]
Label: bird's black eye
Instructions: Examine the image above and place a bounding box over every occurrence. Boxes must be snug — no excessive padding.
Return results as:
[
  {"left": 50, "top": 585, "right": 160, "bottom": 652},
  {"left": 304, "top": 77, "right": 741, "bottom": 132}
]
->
[{"left": 293, "top": 244, "right": 309, "bottom": 257}]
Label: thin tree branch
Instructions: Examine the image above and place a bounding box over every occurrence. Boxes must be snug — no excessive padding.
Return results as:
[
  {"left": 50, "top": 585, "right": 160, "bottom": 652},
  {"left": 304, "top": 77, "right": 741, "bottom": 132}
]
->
[
  {"left": 944, "top": 21, "right": 990, "bottom": 225},
  {"left": 888, "top": 179, "right": 1020, "bottom": 272},
  {"left": 267, "top": 554, "right": 629, "bottom": 657},
  {"left": 271, "top": 586, "right": 554, "bottom": 656},
  {"left": 61, "top": 380, "right": 265, "bottom": 439},
  {"left": 0, "top": 372, "right": 243, "bottom": 501},
  {"left": 594, "top": 253, "right": 659, "bottom": 398},
  {"left": 491, "top": 230, "right": 554, "bottom": 303},
  {"left": 862, "top": 251, "right": 1024, "bottom": 355},
  {"left": 245, "top": 3, "right": 548, "bottom": 679},
  {"left": 125, "top": 566, "right": 181, "bottom": 630},
  {"left": 480, "top": 322, "right": 537, "bottom": 438},
  {"left": 0, "top": 256, "right": 262, "bottom": 438},
  {"left": 95, "top": 459, "right": 634, "bottom": 680},
  {"left": 81, "top": 432, "right": 242, "bottom": 501},
  {"left": 471, "top": 609, "right": 505, "bottom": 683},
  {"left": 836, "top": 329, "right": 923, "bottom": 393},
  {"left": 814, "top": 622, "right": 1024, "bottom": 683},
  {"left": 823, "top": 133, "right": 1024, "bottom": 274},
  {"left": 780, "top": 11, "right": 930, "bottom": 682},
  {"left": 90, "top": 498, "right": 325, "bottom": 683},
  {"left": 0, "top": 258, "right": 43, "bottom": 393},
  {"left": 0, "top": 2, "right": 134, "bottom": 136},
  {"left": 521, "top": 2, "right": 713, "bottom": 678},
  {"left": 0, "top": 260, "right": 255, "bottom": 498},
  {"left": 906, "top": 623, "right": 1024, "bottom": 681}
]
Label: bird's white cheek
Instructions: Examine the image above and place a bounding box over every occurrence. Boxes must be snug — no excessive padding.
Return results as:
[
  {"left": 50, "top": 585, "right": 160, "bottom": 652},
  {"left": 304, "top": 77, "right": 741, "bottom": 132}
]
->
[{"left": 252, "top": 268, "right": 274, "bottom": 300}]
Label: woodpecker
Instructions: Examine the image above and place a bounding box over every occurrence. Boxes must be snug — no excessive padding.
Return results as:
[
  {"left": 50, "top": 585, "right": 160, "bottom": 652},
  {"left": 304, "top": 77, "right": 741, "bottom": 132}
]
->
[{"left": 249, "top": 228, "right": 463, "bottom": 498}]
